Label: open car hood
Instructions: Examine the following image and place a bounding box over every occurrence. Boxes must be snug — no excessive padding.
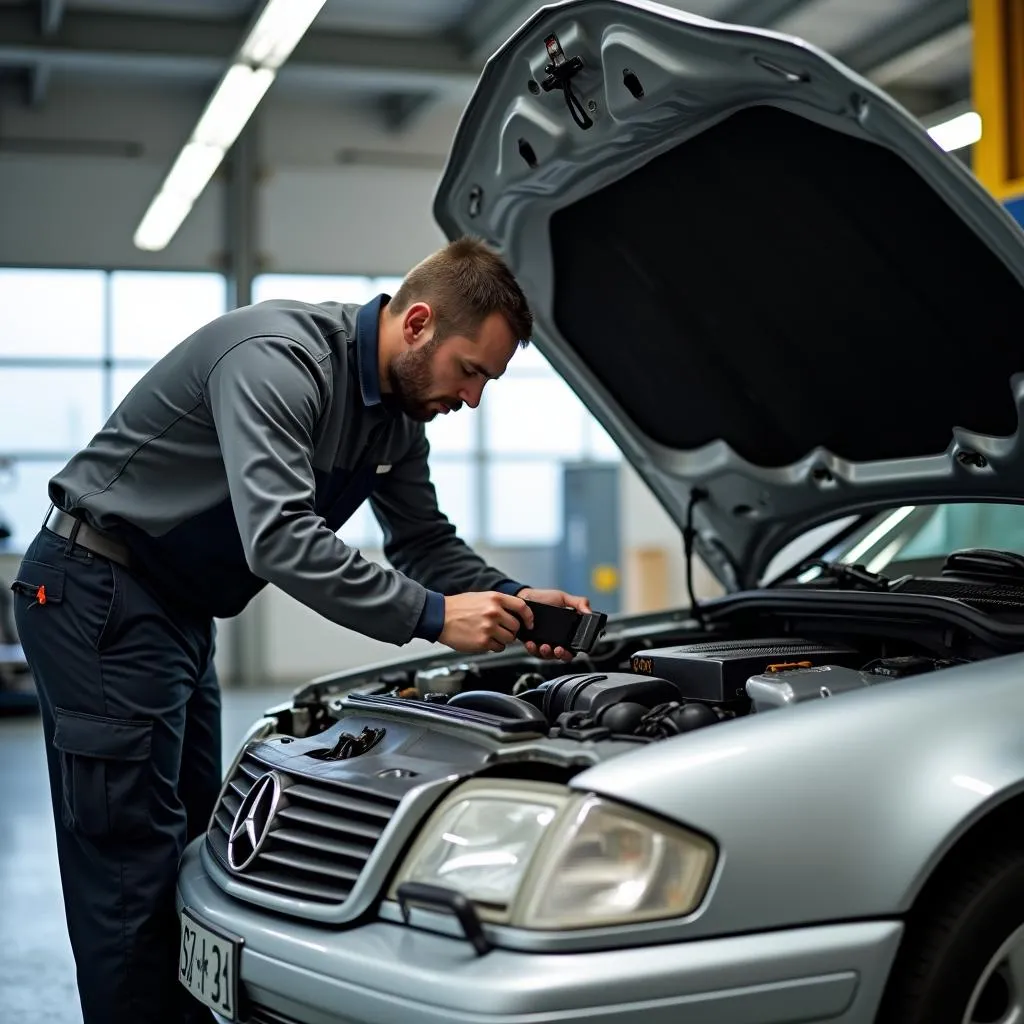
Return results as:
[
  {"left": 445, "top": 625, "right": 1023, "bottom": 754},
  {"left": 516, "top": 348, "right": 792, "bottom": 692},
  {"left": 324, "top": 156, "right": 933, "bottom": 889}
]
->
[{"left": 433, "top": 0, "right": 1024, "bottom": 589}]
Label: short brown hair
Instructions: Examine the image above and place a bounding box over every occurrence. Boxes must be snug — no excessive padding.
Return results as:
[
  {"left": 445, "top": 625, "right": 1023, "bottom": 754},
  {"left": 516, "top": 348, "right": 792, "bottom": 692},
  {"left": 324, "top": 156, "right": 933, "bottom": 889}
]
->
[{"left": 390, "top": 236, "right": 533, "bottom": 347}]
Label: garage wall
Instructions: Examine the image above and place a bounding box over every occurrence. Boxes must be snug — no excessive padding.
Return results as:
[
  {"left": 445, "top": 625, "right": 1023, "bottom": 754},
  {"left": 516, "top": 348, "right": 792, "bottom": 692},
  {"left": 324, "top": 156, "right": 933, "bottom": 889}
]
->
[
  {"left": 0, "top": 79, "right": 709, "bottom": 688},
  {"left": 0, "top": 81, "right": 453, "bottom": 274},
  {"left": 256, "top": 94, "right": 454, "bottom": 275},
  {"left": 0, "top": 81, "right": 222, "bottom": 269}
]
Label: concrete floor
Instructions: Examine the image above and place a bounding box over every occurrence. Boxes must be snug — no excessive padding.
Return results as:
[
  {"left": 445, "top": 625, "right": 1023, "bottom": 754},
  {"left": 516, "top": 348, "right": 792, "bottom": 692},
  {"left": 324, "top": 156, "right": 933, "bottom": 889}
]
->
[{"left": 0, "top": 686, "right": 295, "bottom": 1024}]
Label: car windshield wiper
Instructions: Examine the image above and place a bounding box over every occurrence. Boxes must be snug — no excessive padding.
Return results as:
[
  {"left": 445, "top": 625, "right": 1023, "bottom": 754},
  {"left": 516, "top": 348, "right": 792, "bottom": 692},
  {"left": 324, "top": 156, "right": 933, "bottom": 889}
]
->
[
  {"left": 764, "top": 512, "right": 878, "bottom": 589},
  {"left": 772, "top": 559, "right": 891, "bottom": 592}
]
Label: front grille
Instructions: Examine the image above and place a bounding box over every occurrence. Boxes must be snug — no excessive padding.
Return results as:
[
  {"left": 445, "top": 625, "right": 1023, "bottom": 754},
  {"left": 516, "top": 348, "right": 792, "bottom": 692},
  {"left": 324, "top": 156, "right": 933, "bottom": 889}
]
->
[
  {"left": 243, "top": 1003, "right": 358, "bottom": 1024},
  {"left": 207, "top": 751, "right": 400, "bottom": 906}
]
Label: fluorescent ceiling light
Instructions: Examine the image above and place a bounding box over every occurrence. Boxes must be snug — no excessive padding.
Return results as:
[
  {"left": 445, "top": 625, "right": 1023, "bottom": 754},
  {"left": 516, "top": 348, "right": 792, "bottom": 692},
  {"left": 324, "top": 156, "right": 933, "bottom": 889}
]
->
[
  {"left": 162, "top": 141, "right": 225, "bottom": 200},
  {"left": 134, "top": 192, "right": 194, "bottom": 252},
  {"left": 242, "top": 0, "right": 327, "bottom": 70},
  {"left": 928, "top": 111, "right": 982, "bottom": 153},
  {"left": 134, "top": 66, "right": 273, "bottom": 252},
  {"left": 134, "top": 0, "right": 325, "bottom": 252},
  {"left": 194, "top": 64, "right": 275, "bottom": 151}
]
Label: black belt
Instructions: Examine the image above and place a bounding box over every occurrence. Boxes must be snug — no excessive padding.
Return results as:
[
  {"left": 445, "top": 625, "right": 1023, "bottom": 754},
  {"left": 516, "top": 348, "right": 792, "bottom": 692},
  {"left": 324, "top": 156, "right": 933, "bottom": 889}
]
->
[{"left": 43, "top": 506, "right": 132, "bottom": 568}]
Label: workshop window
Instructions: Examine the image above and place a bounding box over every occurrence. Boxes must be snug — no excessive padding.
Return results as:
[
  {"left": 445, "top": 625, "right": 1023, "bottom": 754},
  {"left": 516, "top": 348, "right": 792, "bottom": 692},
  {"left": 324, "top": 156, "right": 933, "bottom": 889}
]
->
[
  {"left": 0, "top": 368, "right": 106, "bottom": 454},
  {"left": 0, "top": 459, "right": 68, "bottom": 554},
  {"left": 0, "top": 268, "right": 106, "bottom": 358},
  {"left": 252, "top": 274, "right": 378, "bottom": 305},
  {"left": 0, "top": 267, "right": 227, "bottom": 552},
  {"left": 111, "top": 271, "right": 227, "bottom": 360}
]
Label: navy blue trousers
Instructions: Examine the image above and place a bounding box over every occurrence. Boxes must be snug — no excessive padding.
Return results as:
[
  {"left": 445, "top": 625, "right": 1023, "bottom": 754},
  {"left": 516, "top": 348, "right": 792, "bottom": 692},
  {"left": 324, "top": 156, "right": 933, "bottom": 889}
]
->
[{"left": 12, "top": 527, "right": 220, "bottom": 1024}]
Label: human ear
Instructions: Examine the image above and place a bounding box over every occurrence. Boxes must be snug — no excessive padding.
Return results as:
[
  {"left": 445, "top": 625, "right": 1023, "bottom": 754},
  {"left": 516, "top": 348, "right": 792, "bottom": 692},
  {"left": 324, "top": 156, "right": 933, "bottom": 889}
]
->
[{"left": 402, "top": 302, "right": 433, "bottom": 346}]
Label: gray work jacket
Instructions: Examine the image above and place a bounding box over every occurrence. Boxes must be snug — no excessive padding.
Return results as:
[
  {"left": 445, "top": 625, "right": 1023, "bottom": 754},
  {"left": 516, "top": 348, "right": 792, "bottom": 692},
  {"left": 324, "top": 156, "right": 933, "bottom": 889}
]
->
[{"left": 48, "top": 294, "right": 525, "bottom": 645}]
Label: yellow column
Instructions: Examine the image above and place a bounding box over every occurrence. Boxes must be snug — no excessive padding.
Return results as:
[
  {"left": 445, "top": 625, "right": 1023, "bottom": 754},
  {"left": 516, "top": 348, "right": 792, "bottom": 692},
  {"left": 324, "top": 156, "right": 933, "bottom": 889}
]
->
[{"left": 972, "top": 0, "right": 1024, "bottom": 200}]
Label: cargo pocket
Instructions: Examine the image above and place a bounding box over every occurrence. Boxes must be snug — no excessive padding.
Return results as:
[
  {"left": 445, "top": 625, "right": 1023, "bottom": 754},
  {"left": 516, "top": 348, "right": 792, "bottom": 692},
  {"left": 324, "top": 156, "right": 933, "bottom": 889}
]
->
[{"left": 52, "top": 707, "right": 153, "bottom": 841}]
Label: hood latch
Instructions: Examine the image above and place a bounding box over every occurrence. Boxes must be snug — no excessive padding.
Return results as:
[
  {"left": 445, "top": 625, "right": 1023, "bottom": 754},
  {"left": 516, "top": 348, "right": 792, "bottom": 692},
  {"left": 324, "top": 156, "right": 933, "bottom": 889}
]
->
[{"left": 540, "top": 33, "right": 593, "bottom": 130}]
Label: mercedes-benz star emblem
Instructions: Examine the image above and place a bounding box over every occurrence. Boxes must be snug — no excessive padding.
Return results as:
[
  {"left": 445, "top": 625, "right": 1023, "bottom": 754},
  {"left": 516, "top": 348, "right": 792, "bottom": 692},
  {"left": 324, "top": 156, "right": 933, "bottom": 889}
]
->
[{"left": 227, "top": 771, "right": 282, "bottom": 872}]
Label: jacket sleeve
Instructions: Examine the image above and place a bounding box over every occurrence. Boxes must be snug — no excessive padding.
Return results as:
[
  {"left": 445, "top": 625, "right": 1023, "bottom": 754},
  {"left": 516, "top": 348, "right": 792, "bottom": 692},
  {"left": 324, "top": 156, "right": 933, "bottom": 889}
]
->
[
  {"left": 204, "top": 334, "right": 437, "bottom": 646},
  {"left": 369, "top": 426, "right": 527, "bottom": 642}
]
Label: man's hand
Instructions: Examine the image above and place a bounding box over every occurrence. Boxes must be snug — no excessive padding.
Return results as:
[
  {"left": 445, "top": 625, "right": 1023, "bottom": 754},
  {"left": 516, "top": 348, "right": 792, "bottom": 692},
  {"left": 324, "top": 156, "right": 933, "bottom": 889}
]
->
[
  {"left": 516, "top": 587, "right": 593, "bottom": 663},
  {"left": 439, "top": 591, "right": 533, "bottom": 653}
]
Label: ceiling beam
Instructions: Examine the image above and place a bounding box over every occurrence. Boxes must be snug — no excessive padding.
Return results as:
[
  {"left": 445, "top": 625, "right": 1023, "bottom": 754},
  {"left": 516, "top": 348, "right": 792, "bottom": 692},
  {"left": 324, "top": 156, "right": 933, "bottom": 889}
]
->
[
  {"left": 721, "top": 0, "right": 816, "bottom": 28},
  {"left": 0, "top": 0, "right": 970, "bottom": 121},
  {"left": 885, "top": 83, "right": 967, "bottom": 119},
  {"left": 836, "top": 0, "right": 968, "bottom": 81},
  {"left": 0, "top": 7, "right": 480, "bottom": 96},
  {"left": 460, "top": 1, "right": 538, "bottom": 62},
  {"left": 379, "top": 93, "right": 436, "bottom": 132},
  {"left": 461, "top": 0, "right": 820, "bottom": 66},
  {"left": 27, "top": 0, "right": 64, "bottom": 108},
  {"left": 26, "top": 64, "right": 50, "bottom": 106},
  {"left": 40, "top": 0, "right": 65, "bottom": 37}
]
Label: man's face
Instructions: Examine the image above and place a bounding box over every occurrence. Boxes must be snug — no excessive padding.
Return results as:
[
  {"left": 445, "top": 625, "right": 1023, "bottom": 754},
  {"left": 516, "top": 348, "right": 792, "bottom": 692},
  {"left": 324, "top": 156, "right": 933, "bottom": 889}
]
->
[{"left": 387, "top": 309, "right": 518, "bottom": 422}]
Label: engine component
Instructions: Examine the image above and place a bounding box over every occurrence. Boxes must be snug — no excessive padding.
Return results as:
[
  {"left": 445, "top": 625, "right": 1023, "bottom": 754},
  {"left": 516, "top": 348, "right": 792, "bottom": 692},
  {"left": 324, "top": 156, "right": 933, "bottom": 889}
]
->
[
  {"left": 516, "top": 600, "right": 609, "bottom": 653},
  {"left": 517, "top": 671, "right": 681, "bottom": 721},
  {"left": 415, "top": 663, "right": 480, "bottom": 696},
  {"left": 635, "top": 701, "right": 723, "bottom": 738},
  {"left": 664, "top": 702, "right": 722, "bottom": 732},
  {"left": 307, "top": 725, "right": 387, "bottom": 761},
  {"left": 943, "top": 548, "right": 1024, "bottom": 581},
  {"left": 746, "top": 664, "right": 886, "bottom": 712},
  {"left": 630, "top": 638, "right": 860, "bottom": 705},
  {"left": 594, "top": 701, "right": 648, "bottom": 734},
  {"left": 447, "top": 690, "right": 549, "bottom": 724},
  {"left": 345, "top": 692, "right": 546, "bottom": 738},
  {"left": 862, "top": 655, "right": 957, "bottom": 678},
  {"left": 512, "top": 671, "right": 545, "bottom": 696}
]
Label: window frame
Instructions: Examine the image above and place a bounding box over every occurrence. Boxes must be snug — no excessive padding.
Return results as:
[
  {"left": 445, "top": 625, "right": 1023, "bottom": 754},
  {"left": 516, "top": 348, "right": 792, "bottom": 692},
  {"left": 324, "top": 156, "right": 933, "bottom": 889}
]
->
[
  {"left": 0, "top": 266, "right": 622, "bottom": 552},
  {"left": 0, "top": 264, "right": 229, "bottom": 550}
]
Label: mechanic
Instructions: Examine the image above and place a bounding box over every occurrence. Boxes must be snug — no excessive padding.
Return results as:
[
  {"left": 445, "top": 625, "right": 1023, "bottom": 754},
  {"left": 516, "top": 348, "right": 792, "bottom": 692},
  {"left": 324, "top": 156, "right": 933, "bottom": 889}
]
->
[{"left": 11, "top": 236, "right": 592, "bottom": 1024}]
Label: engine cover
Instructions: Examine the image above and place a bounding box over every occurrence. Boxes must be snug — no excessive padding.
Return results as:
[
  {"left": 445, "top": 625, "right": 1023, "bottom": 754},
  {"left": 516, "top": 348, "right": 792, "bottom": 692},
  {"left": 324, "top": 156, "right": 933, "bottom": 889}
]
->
[
  {"left": 746, "top": 664, "right": 886, "bottom": 712},
  {"left": 629, "top": 638, "right": 860, "bottom": 704}
]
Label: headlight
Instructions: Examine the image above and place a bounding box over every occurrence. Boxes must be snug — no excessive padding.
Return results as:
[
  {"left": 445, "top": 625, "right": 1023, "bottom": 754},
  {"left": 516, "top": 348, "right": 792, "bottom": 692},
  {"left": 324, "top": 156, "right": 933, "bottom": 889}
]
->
[{"left": 389, "top": 780, "right": 716, "bottom": 930}]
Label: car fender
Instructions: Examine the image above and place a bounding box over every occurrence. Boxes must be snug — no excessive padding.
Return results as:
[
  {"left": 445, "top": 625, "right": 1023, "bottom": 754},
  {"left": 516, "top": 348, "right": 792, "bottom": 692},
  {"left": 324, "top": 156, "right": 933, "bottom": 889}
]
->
[{"left": 571, "top": 651, "right": 1024, "bottom": 940}]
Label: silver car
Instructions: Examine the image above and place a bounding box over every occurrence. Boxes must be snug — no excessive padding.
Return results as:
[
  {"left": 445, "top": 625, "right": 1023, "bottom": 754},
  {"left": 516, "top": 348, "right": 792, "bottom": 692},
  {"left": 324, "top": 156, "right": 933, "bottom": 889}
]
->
[{"left": 175, "top": 2, "right": 1024, "bottom": 1022}]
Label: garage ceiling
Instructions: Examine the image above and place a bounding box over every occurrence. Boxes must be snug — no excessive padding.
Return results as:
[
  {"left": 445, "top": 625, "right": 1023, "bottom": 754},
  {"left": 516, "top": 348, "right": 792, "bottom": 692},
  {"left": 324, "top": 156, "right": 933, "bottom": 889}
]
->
[{"left": 0, "top": 0, "right": 971, "bottom": 128}]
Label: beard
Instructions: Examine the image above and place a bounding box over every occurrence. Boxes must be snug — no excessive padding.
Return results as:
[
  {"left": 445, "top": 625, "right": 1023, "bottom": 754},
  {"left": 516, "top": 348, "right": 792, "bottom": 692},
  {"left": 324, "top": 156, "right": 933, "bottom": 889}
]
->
[{"left": 385, "top": 338, "right": 462, "bottom": 422}]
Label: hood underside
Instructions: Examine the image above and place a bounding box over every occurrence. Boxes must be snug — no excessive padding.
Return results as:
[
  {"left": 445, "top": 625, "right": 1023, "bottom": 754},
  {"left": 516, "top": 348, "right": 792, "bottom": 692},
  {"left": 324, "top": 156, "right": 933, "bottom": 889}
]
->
[{"left": 433, "top": 0, "right": 1024, "bottom": 589}]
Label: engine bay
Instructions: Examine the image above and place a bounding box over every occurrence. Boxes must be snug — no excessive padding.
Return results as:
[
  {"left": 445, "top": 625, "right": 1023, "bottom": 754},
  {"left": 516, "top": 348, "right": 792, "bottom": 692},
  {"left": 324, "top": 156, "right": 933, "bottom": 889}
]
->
[
  {"left": 330, "top": 634, "right": 967, "bottom": 747},
  {"left": 270, "top": 565, "right": 1024, "bottom": 756},
  {"left": 227, "top": 542, "right": 1024, "bottom": 774}
]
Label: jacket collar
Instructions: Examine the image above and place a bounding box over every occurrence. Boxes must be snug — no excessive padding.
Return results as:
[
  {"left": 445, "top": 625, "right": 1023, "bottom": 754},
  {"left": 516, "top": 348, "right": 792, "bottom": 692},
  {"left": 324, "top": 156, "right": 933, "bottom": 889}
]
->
[{"left": 355, "top": 293, "right": 389, "bottom": 408}]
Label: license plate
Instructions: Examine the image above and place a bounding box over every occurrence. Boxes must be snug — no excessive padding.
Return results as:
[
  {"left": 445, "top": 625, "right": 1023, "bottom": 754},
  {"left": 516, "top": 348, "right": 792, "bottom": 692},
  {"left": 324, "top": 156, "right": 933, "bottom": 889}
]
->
[{"left": 179, "top": 908, "right": 242, "bottom": 1021}]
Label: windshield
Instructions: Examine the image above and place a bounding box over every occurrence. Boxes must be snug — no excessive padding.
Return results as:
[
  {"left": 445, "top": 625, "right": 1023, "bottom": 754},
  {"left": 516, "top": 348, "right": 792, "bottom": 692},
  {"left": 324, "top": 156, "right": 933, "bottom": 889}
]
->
[{"left": 822, "top": 503, "right": 1024, "bottom": 578}]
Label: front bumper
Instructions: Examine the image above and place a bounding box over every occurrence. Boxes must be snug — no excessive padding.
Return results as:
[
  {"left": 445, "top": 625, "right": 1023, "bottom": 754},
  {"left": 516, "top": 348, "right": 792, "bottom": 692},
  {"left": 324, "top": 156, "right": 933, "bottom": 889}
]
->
[{"left": 178, "top": 840, "right": 903, "bottom": 1024}]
